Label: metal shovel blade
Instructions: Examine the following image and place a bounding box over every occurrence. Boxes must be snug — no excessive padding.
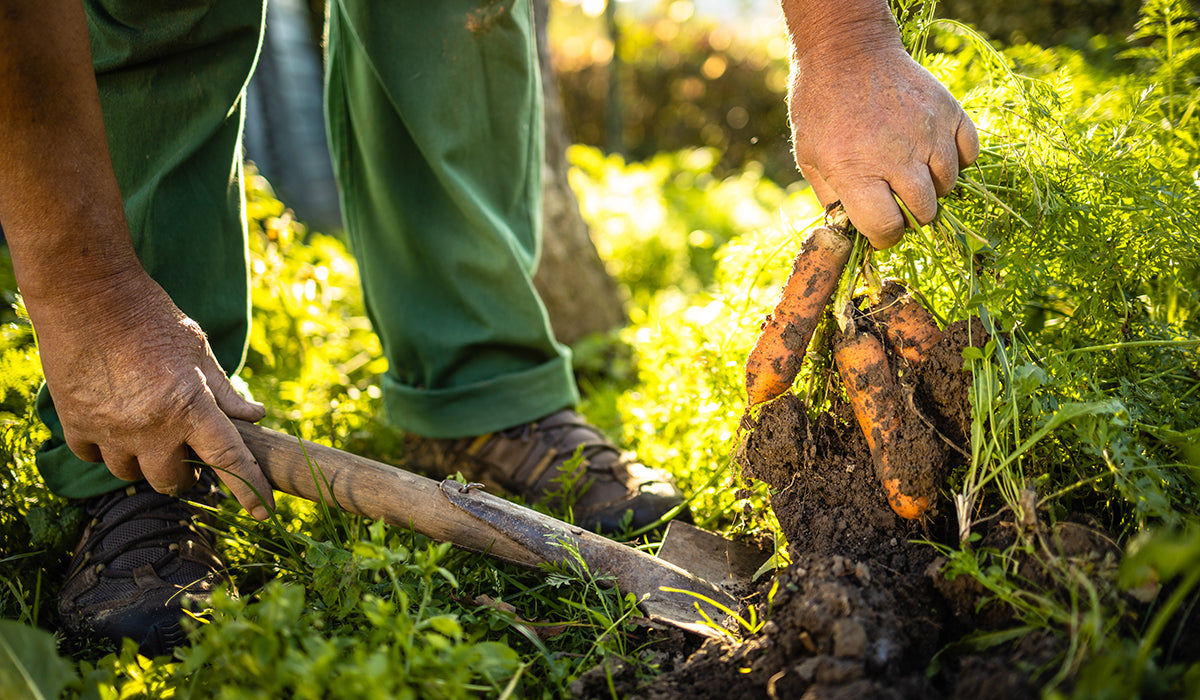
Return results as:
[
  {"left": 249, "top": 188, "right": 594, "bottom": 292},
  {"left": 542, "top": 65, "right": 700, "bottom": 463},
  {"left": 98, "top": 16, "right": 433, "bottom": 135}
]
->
[{"left": 658, "top": 520, "right": 774, "bottom": 599}]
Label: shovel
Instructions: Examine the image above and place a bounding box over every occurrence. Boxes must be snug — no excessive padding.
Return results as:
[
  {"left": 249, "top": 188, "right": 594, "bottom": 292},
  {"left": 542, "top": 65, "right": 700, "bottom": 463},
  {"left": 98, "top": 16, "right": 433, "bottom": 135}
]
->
[{"left": 233, "top": 420, "right": 771, "bottom": 637}]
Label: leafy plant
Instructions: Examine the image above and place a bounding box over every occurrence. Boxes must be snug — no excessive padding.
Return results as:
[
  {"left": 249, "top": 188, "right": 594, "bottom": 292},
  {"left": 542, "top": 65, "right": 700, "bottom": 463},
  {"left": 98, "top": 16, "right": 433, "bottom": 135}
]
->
[
  {"left": 0, "top": 619, "right": 76, "bottom": 700},
  {"left": 873, "top": 2, "right": 1200, "bottom": 692}
]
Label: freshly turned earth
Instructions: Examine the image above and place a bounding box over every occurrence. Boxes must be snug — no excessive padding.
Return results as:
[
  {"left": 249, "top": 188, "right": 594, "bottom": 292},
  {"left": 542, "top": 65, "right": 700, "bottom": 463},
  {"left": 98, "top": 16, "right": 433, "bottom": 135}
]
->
[{"left": 573, "top": 319, "right": 1114, "bottom": 699}]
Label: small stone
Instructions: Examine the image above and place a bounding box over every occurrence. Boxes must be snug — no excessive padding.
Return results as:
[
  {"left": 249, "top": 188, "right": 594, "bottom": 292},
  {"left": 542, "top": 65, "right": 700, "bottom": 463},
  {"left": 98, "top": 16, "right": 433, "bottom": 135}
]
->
[
  {"left": 833, "top": 618, "right": 868, "bottom": 659},
  {"left": 795, "top": 656, "right": 820, "bottom": 682},
  {"left": 871, "top": 637, "right": 893, "bottom": 667}
]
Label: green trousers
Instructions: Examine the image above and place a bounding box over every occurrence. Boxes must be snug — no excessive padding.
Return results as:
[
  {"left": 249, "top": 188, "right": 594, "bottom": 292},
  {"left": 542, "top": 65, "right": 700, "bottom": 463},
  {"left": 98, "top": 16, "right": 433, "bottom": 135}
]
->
[{"left": 37, "top": 0, "right": 578, "bottom": 499}]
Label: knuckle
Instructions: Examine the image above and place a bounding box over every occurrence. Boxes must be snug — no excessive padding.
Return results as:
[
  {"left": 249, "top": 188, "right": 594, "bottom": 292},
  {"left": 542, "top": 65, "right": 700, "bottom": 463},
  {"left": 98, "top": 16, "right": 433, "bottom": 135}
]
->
[
  {"left": 104, "top": 455, "right": 142, "bottom": 481},
  {"left": 178, "top": 317, "right": 211, "bottom": 346},
  {"left": 159, "top": 376, "right": 214, "bottom": 425},
  {"left": 201, "top": 440, "right": 247, "bottom": 472},
  {"left": 859, "top": 208, "right": 905, "bottom": 248}
]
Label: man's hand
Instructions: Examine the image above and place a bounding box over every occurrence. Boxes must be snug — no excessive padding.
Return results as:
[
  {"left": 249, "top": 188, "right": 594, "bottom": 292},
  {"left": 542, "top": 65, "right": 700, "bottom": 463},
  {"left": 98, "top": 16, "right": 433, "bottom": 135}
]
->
[
  {"left": 0, "top": 0, "right": 274, "bottom": 513},
  {"left": 0, "top": 1, "right": 273, "bottom": 518},
  {"left": 781, "top": 0, "right": 979, "bottom": 248},
  {"left": 25, "top": 272, "right": 275, "bottom": 519}
]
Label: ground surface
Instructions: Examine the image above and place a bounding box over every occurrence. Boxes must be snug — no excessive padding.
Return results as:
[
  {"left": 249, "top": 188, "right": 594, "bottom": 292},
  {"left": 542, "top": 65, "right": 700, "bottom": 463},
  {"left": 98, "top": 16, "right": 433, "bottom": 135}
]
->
[{"left": 574, "top": 319, "right": 1096, "bottom": 699}]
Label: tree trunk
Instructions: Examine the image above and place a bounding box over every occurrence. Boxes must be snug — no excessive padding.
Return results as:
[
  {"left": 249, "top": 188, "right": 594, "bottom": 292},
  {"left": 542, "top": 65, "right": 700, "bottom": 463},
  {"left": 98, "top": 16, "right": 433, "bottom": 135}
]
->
[{"left": 532, "top": 0, "right": 627, "bottom": 347}]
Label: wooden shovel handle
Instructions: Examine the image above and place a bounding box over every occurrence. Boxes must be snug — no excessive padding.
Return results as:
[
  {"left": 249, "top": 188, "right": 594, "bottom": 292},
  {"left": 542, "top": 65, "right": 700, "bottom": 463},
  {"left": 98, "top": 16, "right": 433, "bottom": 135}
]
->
[
  {"left": 232, "top": 419, "right": 737, "bottom": 637},
  {"left": 233, "top": 419, "right": 538, "bottom": 566}
]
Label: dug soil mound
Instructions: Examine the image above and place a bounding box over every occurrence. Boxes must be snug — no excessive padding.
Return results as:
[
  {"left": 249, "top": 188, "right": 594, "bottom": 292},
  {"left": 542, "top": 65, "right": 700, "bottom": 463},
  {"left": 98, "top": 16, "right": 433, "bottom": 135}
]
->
[
  {"left": 738, "top": 318, "right": 985, "bottom": 562},
  {"left": 607, "top": 319, "right": 1095, "bottom": 699}
]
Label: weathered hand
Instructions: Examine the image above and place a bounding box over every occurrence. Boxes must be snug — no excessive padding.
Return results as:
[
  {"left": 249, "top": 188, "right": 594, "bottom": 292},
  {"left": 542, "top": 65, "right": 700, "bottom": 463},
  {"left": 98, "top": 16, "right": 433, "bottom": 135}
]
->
[
  {"left": 26, "top": 271, "right": 274, "bottom": 519},
  {"left": 789, "top": 42, "right": 979, "bottom": 248},
  {"left": 0, "top": 0, "right": 270, "bottom": 519}
]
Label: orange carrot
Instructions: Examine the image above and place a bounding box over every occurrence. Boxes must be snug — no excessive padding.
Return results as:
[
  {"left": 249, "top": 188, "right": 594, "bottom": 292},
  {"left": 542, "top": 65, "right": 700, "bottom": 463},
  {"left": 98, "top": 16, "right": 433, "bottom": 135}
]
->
[
  {"left": 745, "top": 225, "right": 852, "bottom": 405},
  {"left": 873, "top": 279, "right": 943, "bottom": 364},
  {"left": 834, "top": 326, "right": 930, "bottom": 520}
]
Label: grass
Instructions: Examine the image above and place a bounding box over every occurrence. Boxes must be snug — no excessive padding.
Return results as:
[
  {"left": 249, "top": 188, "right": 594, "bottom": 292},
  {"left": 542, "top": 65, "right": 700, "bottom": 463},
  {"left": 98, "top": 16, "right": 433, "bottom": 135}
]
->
[{"left": 2, "top": 1, "right": 1200, "bottom": 696}]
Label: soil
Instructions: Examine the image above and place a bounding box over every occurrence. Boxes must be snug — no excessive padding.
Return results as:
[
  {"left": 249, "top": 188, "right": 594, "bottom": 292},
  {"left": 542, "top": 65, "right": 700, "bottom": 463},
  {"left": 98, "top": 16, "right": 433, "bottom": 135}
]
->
[{"left": 573, "top": 317, "right": 1116, "bottom": 699}]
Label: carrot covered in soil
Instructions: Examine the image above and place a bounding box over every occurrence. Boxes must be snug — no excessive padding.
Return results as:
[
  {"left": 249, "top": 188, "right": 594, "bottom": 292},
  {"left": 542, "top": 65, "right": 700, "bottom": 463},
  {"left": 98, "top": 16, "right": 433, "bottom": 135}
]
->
[
  {"left": 873, "top": 279, "right": 943, "bottom": 364},
  {"left": 833, "top": 325, "right": 932, "bottom": 520},
  {"left": 745, "top": 225, "right": 852, "bottom": 405}
]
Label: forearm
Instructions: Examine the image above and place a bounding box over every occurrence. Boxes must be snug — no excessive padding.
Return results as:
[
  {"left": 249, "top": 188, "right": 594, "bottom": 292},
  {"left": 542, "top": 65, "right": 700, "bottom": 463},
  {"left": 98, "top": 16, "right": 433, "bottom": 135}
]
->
[
  {"left": 0, "top": 0, "right": 142, "bottom": 307},
  {"left": 779, "top": 0, "right": 902, "bottom": 65}
]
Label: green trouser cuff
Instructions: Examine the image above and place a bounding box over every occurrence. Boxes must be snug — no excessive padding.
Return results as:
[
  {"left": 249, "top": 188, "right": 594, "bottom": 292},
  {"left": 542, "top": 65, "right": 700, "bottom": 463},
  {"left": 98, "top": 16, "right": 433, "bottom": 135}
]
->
[
  {"left": 383, "top": 354, "right": 579, "bottom": 439},
  {"left": 327, "top": 0, "right": 577, "bottom": 438}
]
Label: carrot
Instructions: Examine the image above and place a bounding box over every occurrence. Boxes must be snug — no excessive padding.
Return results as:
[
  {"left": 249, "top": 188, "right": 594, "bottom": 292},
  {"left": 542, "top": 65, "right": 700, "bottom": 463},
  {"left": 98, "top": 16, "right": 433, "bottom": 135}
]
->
[
  {"left": 834, "top": 326, "right": 931, "bottom": 520},
  {"left": 873, "top": 279, "right": 943, "bottom": 364},
  {"left": 745, "top": 225, "right": 852, "bottom": 405}
]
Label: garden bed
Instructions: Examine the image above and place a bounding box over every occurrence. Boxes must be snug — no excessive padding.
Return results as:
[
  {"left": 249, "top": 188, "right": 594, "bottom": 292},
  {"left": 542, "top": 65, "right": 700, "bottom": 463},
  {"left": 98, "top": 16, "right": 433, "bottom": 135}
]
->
[{"left": 576, "top": 319, "right": 1123, "bottom": 698}]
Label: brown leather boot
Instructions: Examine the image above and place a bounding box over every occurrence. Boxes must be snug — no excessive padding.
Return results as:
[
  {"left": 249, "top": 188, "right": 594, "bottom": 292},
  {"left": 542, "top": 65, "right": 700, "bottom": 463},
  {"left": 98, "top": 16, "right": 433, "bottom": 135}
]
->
[
  {"left": 404, "top": 409, "right": 689, "bottom": 534},
  {"left": 57, "top": 473, "right": 233, "bottom": 656}
]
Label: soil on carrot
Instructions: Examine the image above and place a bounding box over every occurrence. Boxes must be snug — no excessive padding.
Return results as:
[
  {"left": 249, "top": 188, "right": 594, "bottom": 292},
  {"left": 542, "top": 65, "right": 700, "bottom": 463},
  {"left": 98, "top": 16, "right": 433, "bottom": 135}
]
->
[{"left": 574, "top": 319, "right": 1108, "bottom": 699}]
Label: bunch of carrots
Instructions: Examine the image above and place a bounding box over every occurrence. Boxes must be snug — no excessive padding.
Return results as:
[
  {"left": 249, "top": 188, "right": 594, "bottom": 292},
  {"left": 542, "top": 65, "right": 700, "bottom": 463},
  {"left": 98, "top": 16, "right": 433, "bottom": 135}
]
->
[{"left": 744, "top": 210, "right": 945, "bottom": 520}]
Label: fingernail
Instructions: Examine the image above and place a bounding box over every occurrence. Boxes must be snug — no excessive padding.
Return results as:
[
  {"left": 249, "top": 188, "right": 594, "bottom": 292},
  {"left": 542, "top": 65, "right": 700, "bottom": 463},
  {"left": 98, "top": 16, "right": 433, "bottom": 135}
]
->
[{"left": 251, "top": 505, "right": 270, "bottom": 521}]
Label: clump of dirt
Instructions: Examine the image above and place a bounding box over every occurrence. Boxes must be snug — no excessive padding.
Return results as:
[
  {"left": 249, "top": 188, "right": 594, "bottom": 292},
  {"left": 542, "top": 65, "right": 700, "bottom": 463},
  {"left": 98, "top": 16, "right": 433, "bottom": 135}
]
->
[
  {"left": 735, "top": 396, "right": 902, "bottom": 559},
  {"left": 906, "top": 317, "right": 987, "bottom": 447},
  {"left": 740, "top": 317, "right": 985, "bottom": 558},
  {"left": 613, "top": 318, "right": 1087, "bottom": 699},
  {"left": 632, "top": 551, "right": 945, "bottom": 700}
]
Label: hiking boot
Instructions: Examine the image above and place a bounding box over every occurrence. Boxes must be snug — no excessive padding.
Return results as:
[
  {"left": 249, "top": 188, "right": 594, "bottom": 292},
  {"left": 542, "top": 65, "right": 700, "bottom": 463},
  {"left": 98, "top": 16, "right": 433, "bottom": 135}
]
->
[
  {"left": 404, "top": 409, "right": 689, "bottom": 534},
  {"left": 57, "top": 472, "right": 234, "bottom": 657}
]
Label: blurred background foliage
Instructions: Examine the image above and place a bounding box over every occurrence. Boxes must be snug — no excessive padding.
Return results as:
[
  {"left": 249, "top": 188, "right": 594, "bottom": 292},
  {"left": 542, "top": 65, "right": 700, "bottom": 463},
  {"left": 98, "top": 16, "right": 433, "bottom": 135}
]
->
[
  {"left": 936, "top": 0, "right": 1143, "bottom": 45},
  {"left": 550, "top": 1, "right": 798, "bottom": 184}
]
